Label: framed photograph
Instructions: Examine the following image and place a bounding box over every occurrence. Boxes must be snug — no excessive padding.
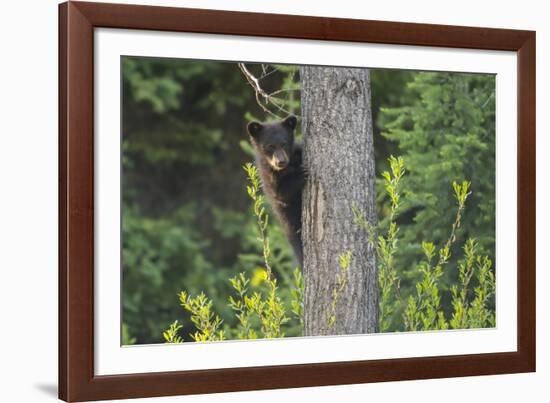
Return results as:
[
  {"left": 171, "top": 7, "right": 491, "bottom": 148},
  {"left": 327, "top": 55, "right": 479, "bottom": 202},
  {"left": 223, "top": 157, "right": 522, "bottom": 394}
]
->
[{"left": 59, "top": 1, "right": 536, "bottom": 401}]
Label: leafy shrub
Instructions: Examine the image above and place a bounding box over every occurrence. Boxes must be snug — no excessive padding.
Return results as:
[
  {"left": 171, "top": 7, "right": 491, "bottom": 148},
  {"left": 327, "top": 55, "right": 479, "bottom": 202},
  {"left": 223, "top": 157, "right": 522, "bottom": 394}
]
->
[
  {"left": 355, "top": 157, "right": 495, "bottom": 332},
  {"left": 378, "top": 72, "right": 496, "bottom": 322},
  {"left": 327, "top": 251, "right": 353, "bottom": 330},
  {"left": 164, "top": 164, "right": 303, "bottom": 342},
  {"left": 163, "top": 157, "right": 495, "bottom": 343}
]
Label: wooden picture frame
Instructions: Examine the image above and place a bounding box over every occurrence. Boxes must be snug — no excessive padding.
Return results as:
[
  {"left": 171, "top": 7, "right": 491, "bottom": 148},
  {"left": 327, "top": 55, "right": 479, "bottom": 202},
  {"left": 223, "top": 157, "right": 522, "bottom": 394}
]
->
[{"left": 59, "top": 1, "right": 536, "bottom": 401}]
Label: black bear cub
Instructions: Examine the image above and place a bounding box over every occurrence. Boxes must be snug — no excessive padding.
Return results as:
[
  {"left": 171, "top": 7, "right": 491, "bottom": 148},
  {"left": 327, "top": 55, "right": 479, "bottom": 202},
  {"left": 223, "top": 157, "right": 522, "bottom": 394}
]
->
[{"left": 247, "top": 116, "right": 305, "bottom": 266}]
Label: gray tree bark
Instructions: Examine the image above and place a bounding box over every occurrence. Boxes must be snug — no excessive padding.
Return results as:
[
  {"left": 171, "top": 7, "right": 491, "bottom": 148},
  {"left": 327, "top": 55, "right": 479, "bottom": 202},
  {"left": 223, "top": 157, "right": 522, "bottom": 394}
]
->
[{"left": 300, "top": 66, "right": 378, "bottom": 336}]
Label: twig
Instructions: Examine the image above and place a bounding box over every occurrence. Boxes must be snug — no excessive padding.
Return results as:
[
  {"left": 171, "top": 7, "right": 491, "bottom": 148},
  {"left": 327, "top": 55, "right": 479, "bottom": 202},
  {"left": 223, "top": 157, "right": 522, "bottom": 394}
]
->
[
  {"left": 268, "top": 87, "right": 301, "bottom": 97},
  {"left": 259, "top": 65, "right": 280, "bottom": 79}
]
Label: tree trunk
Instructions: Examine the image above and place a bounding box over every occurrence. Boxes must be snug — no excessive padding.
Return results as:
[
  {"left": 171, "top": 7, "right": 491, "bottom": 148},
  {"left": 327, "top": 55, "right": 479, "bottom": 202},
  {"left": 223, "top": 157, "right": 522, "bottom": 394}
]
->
[{"left": 300, "top": 66, "right": 378, "bottom": 336}]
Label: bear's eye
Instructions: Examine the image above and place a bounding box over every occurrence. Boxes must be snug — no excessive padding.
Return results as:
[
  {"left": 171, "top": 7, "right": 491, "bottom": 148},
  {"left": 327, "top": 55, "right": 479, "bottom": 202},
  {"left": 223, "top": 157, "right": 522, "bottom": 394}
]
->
[{"left": 265, "top": 145, "right": 275, "bottom": 153}]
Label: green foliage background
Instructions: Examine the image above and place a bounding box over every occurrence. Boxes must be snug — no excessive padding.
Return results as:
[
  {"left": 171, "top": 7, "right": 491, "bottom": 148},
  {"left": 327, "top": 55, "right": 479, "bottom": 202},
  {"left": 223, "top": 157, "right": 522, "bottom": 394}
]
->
[{"left": 122, "top": 57, "right": 495, "bottom": 344}]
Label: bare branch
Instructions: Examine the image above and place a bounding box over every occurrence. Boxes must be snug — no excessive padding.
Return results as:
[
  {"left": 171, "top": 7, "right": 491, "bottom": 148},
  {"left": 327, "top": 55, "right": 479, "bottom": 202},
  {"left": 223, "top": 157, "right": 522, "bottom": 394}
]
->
[
  {"left": 237, "top": 63, "right": 301, "bottom": 119},
  {"left": 238, "top": 63, "right": 279, "bottom": 118}
]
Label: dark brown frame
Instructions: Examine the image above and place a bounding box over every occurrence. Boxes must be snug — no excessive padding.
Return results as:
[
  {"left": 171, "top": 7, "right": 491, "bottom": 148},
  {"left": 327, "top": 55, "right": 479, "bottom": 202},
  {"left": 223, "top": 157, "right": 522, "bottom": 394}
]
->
[{"left": 59, "top": 1, "right": 536, "bottom": 401}]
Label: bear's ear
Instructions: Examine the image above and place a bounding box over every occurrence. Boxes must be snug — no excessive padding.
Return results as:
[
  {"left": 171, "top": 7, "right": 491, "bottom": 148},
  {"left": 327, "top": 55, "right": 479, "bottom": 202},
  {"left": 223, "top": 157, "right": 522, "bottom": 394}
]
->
[
  {"left": 247, "top": 121, "right": 263, "bottom": 138},
  {"left": 282, "top": 115, "right": 297, "bottom": 130}
]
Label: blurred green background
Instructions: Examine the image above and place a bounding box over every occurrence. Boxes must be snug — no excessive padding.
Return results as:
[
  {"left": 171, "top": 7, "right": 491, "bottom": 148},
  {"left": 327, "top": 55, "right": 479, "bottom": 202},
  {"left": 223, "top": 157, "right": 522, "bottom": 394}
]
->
[{"left": 121, "top": 56, "right": 496, "bottom": 345}]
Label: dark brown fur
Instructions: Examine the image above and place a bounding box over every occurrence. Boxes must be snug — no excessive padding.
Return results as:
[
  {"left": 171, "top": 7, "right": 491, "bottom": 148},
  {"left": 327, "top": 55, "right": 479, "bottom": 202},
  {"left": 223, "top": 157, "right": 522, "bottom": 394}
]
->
[{"left": 247, "top": 116, "right": 305, "bottom": 266}]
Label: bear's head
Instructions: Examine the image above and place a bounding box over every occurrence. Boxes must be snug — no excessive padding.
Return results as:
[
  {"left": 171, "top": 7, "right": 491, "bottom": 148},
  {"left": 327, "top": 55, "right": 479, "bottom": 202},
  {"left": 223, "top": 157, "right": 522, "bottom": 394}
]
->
[{"left": 247, "top": 116, "right": 297, "bottom": 171}]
